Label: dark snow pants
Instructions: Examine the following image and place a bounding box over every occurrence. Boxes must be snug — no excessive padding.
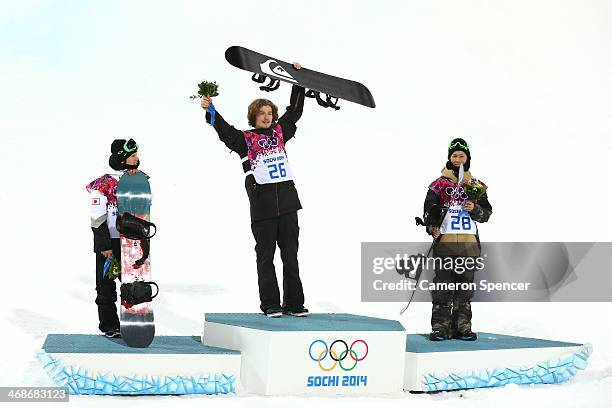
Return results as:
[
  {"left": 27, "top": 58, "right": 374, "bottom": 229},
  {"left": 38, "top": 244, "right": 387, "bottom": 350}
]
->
[
  {"left": 95, "top": 239, "right": 121, "bottom": 333},
  {"left": 251, "top": 211, "right": 305, "bottom": 313}
]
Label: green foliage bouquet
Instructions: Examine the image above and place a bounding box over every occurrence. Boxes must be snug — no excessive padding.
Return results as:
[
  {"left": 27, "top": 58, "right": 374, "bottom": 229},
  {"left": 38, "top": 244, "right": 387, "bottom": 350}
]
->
[{"left": 190, "top": 80, "right": 219, "bottom": 99}]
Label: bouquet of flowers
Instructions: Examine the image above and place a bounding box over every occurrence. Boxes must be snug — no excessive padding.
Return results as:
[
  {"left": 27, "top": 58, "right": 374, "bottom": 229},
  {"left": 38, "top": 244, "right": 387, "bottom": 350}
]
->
[
  {"left": 464, "top": 182, "right": 486, "bottom": 202},
  {"left": 190, "top": 80, "right": 219, "bottom": 99},
  {"left": 103, "top": 257, "right": 121, "bottom": 280}
]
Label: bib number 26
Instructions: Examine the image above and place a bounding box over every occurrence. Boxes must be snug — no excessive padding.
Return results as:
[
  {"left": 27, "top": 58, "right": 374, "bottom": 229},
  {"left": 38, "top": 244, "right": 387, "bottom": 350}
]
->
[{"left": 268, "top": 163, "right": 287, "bottom": 180}]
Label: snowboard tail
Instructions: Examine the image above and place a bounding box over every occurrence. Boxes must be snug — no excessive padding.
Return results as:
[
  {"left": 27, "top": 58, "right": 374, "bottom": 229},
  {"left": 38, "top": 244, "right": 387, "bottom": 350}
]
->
[
  {"left": 225, "top": 46, "right": 375, "bottom": 109},
  {"left": 119, "top": 311, "right": 155, "bottom": 348}
]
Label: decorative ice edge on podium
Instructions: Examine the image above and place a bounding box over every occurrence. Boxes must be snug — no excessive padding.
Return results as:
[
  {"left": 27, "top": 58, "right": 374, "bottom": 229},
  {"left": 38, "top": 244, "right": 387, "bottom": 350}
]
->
[
  {"left": 36, "top": 351, "right": 236, "bottom": 395},
  {"left": 422, "top": 344, "right": 593, "bottom": 392}
]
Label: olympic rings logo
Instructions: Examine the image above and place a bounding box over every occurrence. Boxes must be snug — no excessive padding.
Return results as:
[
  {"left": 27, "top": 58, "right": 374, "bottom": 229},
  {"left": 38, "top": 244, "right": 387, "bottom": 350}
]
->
[
  {"left": 445, "top": 185, "right": 468, "bottom": 202},
  {"left": 257, "top": 136, "right": 279, "bottom": 149},
  {"left": 308, "top": 339, "right": 369, "bottom": 372}
]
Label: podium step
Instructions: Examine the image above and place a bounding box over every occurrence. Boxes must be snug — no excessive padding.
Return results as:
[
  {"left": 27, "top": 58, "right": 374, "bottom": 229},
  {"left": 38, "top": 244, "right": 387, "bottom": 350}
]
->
[
  {"left": 202, "top": 313, "right": 407, "bottom": 396},
  {"left": 38, "top": 334, "right": 240, "bottom": 395},
  {"left": 404, "top": 332, "right": 592, "bottom": 392}
]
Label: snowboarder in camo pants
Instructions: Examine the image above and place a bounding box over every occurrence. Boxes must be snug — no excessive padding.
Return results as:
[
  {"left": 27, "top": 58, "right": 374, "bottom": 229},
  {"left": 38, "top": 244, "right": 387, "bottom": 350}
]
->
[{"left": 423, "top": 138, "right": 492, "bottom": 341}]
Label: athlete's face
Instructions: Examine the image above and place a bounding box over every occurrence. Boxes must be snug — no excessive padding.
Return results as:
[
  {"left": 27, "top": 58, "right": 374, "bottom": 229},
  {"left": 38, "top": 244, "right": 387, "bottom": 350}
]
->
[
  {"left": 450, "top": 151, "right": 467, "bottom": 167},
  {"left": 125, "top": 152, "right": 139, "bottom": 166},
  {"left": 255, "top": 105, "right": 274, "bottom": 129}
]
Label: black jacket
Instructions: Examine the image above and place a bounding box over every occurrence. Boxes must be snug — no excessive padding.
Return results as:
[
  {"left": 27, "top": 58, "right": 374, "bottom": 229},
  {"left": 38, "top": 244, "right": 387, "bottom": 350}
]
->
[
  {"left": 205, "top": 85, "right": 306, "bottom": 222},
  {"left": 92, "top": 221, "right": 119, "bottom": 259},
  {"left": 93, "top": 221, "right": 113, "bottom": 253}
]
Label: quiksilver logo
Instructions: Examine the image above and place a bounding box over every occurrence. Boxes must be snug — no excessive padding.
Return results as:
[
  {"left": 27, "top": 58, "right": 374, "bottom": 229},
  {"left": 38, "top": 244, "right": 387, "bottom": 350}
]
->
[{"left": 260, "top": 59, "right": 297, "bottom": 83}]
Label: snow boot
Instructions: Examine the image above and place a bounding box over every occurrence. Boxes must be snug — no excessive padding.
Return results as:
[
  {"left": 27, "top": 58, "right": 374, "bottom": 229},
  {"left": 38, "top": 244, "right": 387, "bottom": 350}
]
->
[{"left": 430, "top": 303, "right": 453, "bottom": 341}]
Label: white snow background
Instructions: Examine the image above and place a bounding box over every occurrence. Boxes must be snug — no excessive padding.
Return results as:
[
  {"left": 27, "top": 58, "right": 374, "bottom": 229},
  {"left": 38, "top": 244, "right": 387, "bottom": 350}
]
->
[{"left": 1, "top": 1, "right": 611, "bottom": 407}]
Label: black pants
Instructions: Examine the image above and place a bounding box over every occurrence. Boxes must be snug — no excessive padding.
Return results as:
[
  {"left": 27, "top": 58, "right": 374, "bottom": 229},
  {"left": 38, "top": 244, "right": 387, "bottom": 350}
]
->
[
  {"left": 430, "top": 255, "right": 476, "bottom": 335},
  {"left": 251, "top": 211, "right": 305, "bottom": 312},
  {"left": 95, "top": 239, "right": 121, "bottom": 333}
]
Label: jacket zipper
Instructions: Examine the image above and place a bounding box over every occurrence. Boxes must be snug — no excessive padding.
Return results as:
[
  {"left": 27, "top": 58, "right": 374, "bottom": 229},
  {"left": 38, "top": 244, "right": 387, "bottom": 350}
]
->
[{"left": 276, "top": 183, "right": 280, "bottom": 216}]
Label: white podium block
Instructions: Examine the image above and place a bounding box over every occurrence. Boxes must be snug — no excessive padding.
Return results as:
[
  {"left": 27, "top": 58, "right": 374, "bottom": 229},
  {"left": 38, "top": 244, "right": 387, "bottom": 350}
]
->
[
  {"left": 404, "top": 332, "right": 592, "bottom": 392},
  {"left": 203, "top": 313, "right": 406, "bottom": 396}
]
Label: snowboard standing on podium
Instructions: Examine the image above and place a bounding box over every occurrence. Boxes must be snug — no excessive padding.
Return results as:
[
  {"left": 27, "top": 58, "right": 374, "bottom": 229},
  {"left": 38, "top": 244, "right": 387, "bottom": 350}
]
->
[
  {"left": 201, "top": 62, "right": 309, "bottom": 318},
  {"left": 86, "top": 139, "right": 142, "bottom": 338}
]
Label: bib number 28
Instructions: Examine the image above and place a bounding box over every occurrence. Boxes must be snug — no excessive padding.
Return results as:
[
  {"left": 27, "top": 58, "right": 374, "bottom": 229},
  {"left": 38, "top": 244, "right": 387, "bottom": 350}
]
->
[
  {"left": 450, "top": 215, "right": 472, "bottom": 231},
  {"left": 268, "top": 163, "right": 287, "bottom": 180}
]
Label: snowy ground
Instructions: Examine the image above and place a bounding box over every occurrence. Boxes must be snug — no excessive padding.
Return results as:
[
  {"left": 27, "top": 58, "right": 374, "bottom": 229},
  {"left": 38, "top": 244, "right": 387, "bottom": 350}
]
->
[{"left": 1, "top": 1, "right": 611, "bottom": 407}]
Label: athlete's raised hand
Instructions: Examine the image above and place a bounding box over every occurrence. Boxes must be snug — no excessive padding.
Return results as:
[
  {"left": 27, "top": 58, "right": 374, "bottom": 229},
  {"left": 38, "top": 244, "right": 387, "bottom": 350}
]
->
[{"left": 201, "top": 95, "right": 212, "bottom": 111}]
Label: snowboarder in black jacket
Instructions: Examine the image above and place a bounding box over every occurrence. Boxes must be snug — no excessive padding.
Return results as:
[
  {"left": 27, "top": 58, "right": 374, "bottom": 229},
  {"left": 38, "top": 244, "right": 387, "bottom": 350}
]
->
[{"left": 201, "top": 62, "right": 308, "bottom": 318}]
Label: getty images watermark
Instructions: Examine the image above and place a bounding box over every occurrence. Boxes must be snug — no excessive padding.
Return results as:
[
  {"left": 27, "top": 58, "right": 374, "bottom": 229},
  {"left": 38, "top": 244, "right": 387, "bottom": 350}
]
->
[
  {"left": 372, "top": 253, "right": 531, "bottom": 293},
  {"left": 361, "top": 242, "right": 612, "bottom": 302}
]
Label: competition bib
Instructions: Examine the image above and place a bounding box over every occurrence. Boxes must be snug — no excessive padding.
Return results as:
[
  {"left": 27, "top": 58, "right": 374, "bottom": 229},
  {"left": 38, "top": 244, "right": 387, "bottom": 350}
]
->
[
  {"left": 252, "top": 150, "right": 294, "bottom": 184},
  {"left": 440, "top": 205, "right": 477, "bottom": 235},
  {"left": 244, "top": 124, "right": 295, "bottom": 185},
  {"left": 107, "top": 204, "right": 120, "bottom": 238}
]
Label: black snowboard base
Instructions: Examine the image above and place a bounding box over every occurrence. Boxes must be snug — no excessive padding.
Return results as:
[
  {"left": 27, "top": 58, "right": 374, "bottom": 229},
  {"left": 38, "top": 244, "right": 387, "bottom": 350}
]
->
[{"left": 225, "top": 46, "right": 375, "bottom": 109}]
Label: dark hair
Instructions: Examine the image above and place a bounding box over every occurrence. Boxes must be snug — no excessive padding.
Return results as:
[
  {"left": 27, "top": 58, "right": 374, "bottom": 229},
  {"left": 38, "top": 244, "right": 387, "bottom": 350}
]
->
[{"left": 247, "top": 99, "right": 278, "bottom": 128}]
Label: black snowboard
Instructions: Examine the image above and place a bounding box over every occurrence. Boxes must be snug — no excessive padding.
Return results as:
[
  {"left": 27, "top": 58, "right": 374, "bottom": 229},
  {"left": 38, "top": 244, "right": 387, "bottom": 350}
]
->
[{"left": 225, "top": 46, "right": 375, "bottom": 109}]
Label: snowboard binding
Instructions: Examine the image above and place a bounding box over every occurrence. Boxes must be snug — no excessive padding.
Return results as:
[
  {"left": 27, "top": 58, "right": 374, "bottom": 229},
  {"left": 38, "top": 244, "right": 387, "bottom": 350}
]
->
[
  {"left": 120, "top": 281, "right": 159, "bottom": 308},
  {"left": 305, "top": 89, "right": 340, "bottom": 110},
  {"left": 117, "top": 212, "right": 157, "bottom": 267},
  {"left": 251, "top": 73, "right": 281, "bottom": 92},
  {"left": 249, "top": 73, "right": 341, "bottom": 110}
]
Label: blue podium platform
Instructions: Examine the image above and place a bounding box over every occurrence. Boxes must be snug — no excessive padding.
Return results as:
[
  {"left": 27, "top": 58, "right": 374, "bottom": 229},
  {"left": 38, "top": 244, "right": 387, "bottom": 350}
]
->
[
  {"left": 404, "top": 332, "right": 592, "bottom": 392},
  {"left": 407, "top": 332, "right": 582, "bottom": 352},
  {"left": 37, "top": 335, "right": 240, "bottom": 395},
  {"left": 43, "top": 334, "right": 238, "bottom": 355},
  {"left": 205, "top": 312, "right": 405, "bottom": 331}
]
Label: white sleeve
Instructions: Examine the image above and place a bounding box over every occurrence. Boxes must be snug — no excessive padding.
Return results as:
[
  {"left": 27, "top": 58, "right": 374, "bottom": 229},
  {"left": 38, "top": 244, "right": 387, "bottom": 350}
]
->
[{"left": 89, "top": 189, "right": 108, "bottom": 228}]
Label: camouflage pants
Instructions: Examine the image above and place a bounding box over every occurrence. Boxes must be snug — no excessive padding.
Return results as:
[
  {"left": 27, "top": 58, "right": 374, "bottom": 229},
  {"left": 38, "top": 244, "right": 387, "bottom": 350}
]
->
[{"left": 430, "top": 255, "right": 476, "bottom": 336}]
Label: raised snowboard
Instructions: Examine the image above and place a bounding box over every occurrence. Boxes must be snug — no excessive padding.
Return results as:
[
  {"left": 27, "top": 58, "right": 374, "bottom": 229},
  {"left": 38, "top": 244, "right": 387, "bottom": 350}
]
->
[
  {"left": 116, "top": 172, "right": 154, "bottom": 348},
  {"left": 225, "top": 45, "right": 375, "bottom": 109}
]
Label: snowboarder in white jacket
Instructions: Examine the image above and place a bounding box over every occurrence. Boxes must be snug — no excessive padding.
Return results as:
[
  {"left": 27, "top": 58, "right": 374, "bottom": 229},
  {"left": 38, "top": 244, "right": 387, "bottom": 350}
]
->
[{"left": 86, "top": 138, "right": 140, "bottom": 338}]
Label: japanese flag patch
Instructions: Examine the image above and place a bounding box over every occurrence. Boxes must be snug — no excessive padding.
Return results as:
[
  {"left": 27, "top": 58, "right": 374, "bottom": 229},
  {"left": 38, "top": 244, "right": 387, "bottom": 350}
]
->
[{"left": 92, "top": 198, "right": 100, "bottom": 205}]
